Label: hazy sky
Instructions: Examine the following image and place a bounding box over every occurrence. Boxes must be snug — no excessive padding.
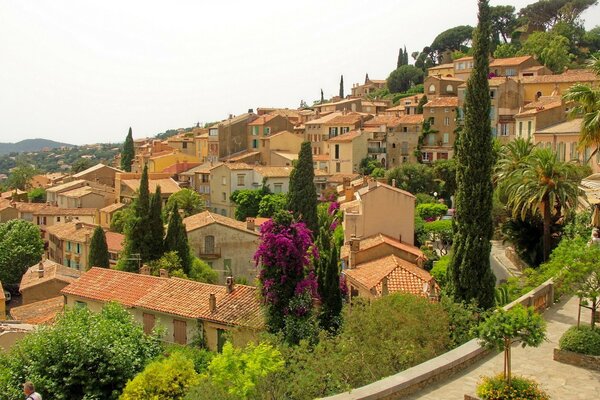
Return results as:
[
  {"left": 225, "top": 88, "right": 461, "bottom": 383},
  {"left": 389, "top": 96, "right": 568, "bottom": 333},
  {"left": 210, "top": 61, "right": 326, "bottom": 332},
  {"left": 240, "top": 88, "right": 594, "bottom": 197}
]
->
[{"left": 1, "top": 1, "right": 599, "bottom": 145}]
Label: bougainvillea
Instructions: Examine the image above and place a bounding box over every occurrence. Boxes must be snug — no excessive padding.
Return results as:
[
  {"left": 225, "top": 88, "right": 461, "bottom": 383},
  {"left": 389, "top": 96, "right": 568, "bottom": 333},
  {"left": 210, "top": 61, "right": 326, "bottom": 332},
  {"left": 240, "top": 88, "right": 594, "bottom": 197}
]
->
[{"left": 254, "top": 211, "right": 318, "bottom": 343}]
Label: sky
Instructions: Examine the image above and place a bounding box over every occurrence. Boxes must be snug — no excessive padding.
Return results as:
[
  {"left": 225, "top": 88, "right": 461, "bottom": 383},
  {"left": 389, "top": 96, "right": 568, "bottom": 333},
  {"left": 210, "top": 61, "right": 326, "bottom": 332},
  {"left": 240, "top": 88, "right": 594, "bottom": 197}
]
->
[{"left": 1, "top": 1, "right": 599, "bottom": 145}]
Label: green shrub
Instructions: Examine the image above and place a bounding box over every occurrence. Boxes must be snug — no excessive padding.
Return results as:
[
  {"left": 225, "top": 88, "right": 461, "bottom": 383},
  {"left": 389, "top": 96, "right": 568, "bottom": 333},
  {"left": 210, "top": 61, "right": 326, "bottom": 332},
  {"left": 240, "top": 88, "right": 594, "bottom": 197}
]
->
[
  {"left": 559, "top": 326, "right": 600, "bottom": 356},
  {"left": 431, "top": 255, "right": 450, "bottom": 287},
  {"left": 476, "top": 374, "right": 549, "bottom": 399},
  {"left": 120, "top": 352, "right": 200, "bottom": 399},
  {"left": 415, "top": 193, "right": 436, "bottom": 205},
  {"left": 416, "top": 203, "right": 448, "bottom": 220},
  {"left": 164, "top": 345, "right": 214, "bottom": 373}
]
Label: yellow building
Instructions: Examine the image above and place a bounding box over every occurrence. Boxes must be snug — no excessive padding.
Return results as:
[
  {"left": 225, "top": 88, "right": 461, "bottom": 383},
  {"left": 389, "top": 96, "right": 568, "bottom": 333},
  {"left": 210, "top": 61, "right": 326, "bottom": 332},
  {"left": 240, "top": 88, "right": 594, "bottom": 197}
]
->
[
  {"left": 327, "top": 130, "right": 369, "bottom": 175},
  {"left": 427, "top": 62, "right": 454, "bottom": 77},
  {"left": 520, "top": 69, "right": 599, "bottom": 103},
  {"left": 146, "top": 151, "right": 201, "bottom": 174}
]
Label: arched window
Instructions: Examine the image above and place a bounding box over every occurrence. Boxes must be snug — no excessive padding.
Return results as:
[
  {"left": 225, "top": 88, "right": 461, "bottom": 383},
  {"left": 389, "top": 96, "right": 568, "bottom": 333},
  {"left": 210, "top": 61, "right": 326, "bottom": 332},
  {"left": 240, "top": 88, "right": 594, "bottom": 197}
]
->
[
  {"left": 204, "top": 235, "right": 215, "bottom": 254},
  {"left": 446, "top": 84, "right": 454, "bottom": 92},
  {"left": 428, "top": 84, "right": 436, "bottom": 93}
]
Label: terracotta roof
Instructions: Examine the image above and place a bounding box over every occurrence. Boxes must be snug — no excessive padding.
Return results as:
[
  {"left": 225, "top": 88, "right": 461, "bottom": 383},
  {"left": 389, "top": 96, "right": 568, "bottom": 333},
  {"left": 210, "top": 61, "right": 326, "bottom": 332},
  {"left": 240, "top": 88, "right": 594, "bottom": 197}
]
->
[
  {"left": 488, "top": 77, "right": 516, "bottom": 87},
  {"left": 105, "top": 231, "right": 125, "bottom": 253},
  {"left": 220, "top": 151, "right": 260, "bottom": 162},
  {"left": 59, "top": 186, "right": 98, "bottom": 198},
  {"left": 327, "top": 173, "right": 361, "bottom": 184},
  {"left": 99, "top": 202, "right": 126, "bottom": 214},
  {"left": 61, "top": 268, "right": 263, "bottom": 328},
  {"left": 398, "top": 115, "right": 425, "bottom": 124},
  {"left": 424, "top": 97, "right": 459, "bottom": 107},
  {"left": 10, "top": 296, "right": 64, "bottom": 325},
  {"left": 515, "top": 101, "right": 562, "bottom": 117},
  {"left": 306, "top": 112, "right": 343, "bottom": 125},
  {"left": 14, "top": 202, "right": 50, "bottom": 213},
  {"left": 183, "top": 211, "right": 259, "bottom": 236},
  {"left": 454, "top": 56, "right": 473, "bottom": 62},
  {"left": 180, "top": 162, "right": 223, "bottom": 176},
  {"left": 428, "top": 63, "right": 454, "bottom": 70},
  {"left": 221, "top": 162, "right": 253, "bottom": 171},
  {"left": 45, "top": 221, "right": 95, "bottom": 242},
  {"left": 427, "top": 75, "right": 465, "bottom": 82},
  {"left": 254, "top": 166, "right": 293, "bottom": 178},
  {"left": 1, "top": 189, "right": 26, "bottom": 199},
  {"left": 19, "top": 259, "right": 83, "bottom": 292},
  {"left": 524, "top": 96, "right": 562, "bottom": 109},
  {"left": 261, "top": 130, "right": 297, "bottom": 140},
  {"left": 46, "top": 180, "right": 87, "bottom": 193},
  {"left": 121, "top": 178, "right": 181, "bottom": 195},
  {"left": 248, "top": 115, "right": 277, "bottom": 126},
  {"left": 535, "top": 118, "right": 582, "bottom": 135},
  {"left": 363, "top": 115, "right": 403, "bottom": 127},
  {"left": 327, "top": 130, "right": 363, "bottom": 143},
  {"left": 358, "top": 180, "right": 416, "bottom": 199},
  {"left": 340, "top": 233, "right": 424, "bottom": 260},
  {"left": 520, "top": 70, "right": 599, "bottom": 84},
  {"left": 344, "top": 254, "right": 437, "bottom": 297},
  {"left": 327, "top": 113, "right": 370, "bottom": 125},
  {"left": 72, "top": 163, "right": 121, "bottom": 178},
  {"left": 0, "top": 199, "right": 13, "bottom": 212},
  {"left": 162, "top": 162, "right": 202, "bottom": 174},
  {"left": 490, "top": 55, "right": 533, "bottom": 67},
  {"left": 33, "top": 206, "right": 97, "bottom": 216}
]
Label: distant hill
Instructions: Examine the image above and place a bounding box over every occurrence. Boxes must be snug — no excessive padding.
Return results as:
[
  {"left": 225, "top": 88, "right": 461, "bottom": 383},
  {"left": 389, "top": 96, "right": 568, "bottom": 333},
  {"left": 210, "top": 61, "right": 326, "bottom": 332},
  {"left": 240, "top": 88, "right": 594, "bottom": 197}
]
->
[{"left": 0, "top": 139, "right": 74, "bottom": 155}]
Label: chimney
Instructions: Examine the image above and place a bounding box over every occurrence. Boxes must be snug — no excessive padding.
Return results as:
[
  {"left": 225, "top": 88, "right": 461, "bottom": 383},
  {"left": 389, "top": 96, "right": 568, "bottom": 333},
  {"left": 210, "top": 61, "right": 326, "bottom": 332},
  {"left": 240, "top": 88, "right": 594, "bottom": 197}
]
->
[
  {"left": 246, "top": 217, "right": 255, "bottom": 231},
  {"left": 368, "top": 179, "right": 377, "bottom": 190},
  {"left": 139, "top": 265, "right": 150, "bottom": 275},
  {"left": 226, "top": 276, "right": 234, "bottom": 293},
  {"left": 75, "top": 222, "right": 83, "bottom": 230},
  {"left": 159, "top": 269, "right": 169, "bottom": 278},
  {"left": 209, "top": 293, "right": 217, "bottom": 312},
  {"left": 248, "top": 108, "right": 254, "bottom": 114},
  {"left": 343, "top": 177, "right": 351, "bottom": 188},
  {"left": 344, "top": 185, "right": 355, "bottom": 203},
  {"left": 37, "top": 261, "right": 45, "bottom": 279},
  {"left": 381, "top": 276, "right": 389, "bottom": 296},
  {"left": 348, "top": 235, "right": 360, "bottom": 269}
]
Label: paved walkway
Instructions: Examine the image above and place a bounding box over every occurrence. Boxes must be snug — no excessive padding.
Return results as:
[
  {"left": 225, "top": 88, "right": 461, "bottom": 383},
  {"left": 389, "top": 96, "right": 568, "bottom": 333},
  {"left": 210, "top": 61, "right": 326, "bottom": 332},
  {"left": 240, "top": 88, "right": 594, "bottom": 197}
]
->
[
  {"left": 405, "top": 296, "right": 600, "bottom": 399},
  {"left": 490, "top": 240, "right": 522, "bottom": 284}
]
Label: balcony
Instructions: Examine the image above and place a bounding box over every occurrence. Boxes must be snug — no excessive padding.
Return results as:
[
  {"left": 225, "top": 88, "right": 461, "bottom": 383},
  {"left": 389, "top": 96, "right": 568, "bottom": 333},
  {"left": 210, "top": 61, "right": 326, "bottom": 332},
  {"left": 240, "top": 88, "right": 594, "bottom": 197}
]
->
[
  {"left": 368, "top": 147, "right": 386, "bottom": 154},
  {"left": 198, "top": 246, "right": 221, "bottom": 259}
]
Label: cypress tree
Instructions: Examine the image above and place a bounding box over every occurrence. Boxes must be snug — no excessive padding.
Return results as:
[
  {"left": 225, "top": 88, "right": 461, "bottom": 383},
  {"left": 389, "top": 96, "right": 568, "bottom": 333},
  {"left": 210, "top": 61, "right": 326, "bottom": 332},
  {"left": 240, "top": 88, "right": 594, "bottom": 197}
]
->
[
  {"left": 320, "top": 244, "right": 342, "bottom": 333},
  {"left": 88, "top": 226, "right": 109, "bottom": 268},
  {"left": 287, "top": 142, "right": 318, "bottom": 235},
  {"left": 339, "top": 75, "right": 344, "bottom": 98},
  {"left": 320, "top": 88, "right": 324, "bottom": 104},
  {"left": 137, "top": 164, "right": 150, "bottom": 216},
  {"left": 416, "top": 94, "right": 428, "bottom": 114},
  {"left": 397, "top": 48, "right": 404, "bottom": 69},
  {"left": 164, "top": 202, "right": 191, "bottom": 276},
  {"left": 448, "top": 0, "right": 496, "bottom": 309},
  {"left": 403, "top": 45, "right": 409, "bottom": 65},
  {"left": 147, "top": 186, "right": 164, "bottom": 261},
  {"left": 121, "top": 127, "right": 135, "bottom": 172}
]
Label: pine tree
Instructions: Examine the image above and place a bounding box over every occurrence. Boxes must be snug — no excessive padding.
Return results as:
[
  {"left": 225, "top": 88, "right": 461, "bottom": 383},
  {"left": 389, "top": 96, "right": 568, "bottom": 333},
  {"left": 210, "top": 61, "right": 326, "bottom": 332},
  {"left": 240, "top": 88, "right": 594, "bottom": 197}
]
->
[
  {"left": 164, "top": 202, "right": 191, "bottom": 276},
  {"left": 339, "top": 75, "right": 344, "bottom": 98},
  {"left": 137, "top": 164, "right": 150, "bottom": 217},
  {"left": 88, "top": 226, "right": 109, "bottom": 268},
  {"left": 448, "top": 0, "right": 496, "bottom": 309},
  {"left": 320, "top": 244, "right": 342, "bottom": 333},
  {"left": 287, "top": 142, "right": 318, "bottom": 235},
  {"left": 121, "top": 127, "right": 135, "bottom": 172},
  {"left": 147, "top": 186, "right": 164, "bottom": 261},
  {"left": 403, "top": 45, "right": 409, "bottom": 65},
  {"left": 397, "top": 47, "right": 404, "bottom": 69},
  {"left": 320, "top": 88, "right": 324, "bottom": 104}
]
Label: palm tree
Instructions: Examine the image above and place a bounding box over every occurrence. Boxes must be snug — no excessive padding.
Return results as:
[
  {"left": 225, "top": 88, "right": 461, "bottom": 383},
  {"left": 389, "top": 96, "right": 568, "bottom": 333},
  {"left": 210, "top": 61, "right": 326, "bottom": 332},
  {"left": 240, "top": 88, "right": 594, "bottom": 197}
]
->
[
  {"left": 494, "top": 137, "right": 535, "bottom": 185},
  {"left": 503, "top": 147, "right": 583, "bottom": 261},
  {"left": 563, "top": 56, "right": 600, "bottom": 159}
]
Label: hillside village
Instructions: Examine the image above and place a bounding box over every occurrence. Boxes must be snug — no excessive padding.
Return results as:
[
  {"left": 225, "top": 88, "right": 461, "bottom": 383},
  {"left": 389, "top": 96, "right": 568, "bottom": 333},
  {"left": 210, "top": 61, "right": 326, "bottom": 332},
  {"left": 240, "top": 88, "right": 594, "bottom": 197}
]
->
[{"left": 1, "top": 0, "right": 600, "bottom": 399}]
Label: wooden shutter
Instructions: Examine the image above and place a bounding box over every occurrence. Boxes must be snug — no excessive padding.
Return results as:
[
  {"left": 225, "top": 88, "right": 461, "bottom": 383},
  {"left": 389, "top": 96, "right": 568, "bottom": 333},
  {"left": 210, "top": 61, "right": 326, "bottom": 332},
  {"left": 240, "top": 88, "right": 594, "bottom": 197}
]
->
[
  {"left": 173, "top": 319, "right": 187, "bottom": 344},
  {"left": 143, "top": 313, "right": 155, "bottom": 335}
]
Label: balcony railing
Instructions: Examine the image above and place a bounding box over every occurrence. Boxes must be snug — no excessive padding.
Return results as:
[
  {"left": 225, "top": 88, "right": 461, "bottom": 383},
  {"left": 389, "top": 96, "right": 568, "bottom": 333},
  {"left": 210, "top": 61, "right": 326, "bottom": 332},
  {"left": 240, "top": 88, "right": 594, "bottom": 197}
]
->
[
  {"left": 368, "top": 147, "right": 386, "bottom": 154},
  {"left": 197, "top": 246, "right": 221, "bottom": 259}
]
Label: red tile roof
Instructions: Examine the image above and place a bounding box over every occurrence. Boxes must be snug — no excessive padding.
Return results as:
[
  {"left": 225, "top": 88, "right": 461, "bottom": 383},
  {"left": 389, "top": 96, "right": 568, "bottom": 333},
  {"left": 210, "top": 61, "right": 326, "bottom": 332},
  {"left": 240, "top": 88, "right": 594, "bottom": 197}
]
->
[
  {"left": 520, "top": 69, "right": 599, "bottom": 84},
  {"left": 327, "top": 130, "right": 363, "bottom": 143},
  {"left": 424, "top": 97, "right": 459, "bottom": 108},
  {"left": 183, "top": 211, "right": 259, "bottom": 236},
  {"left": 61, "top": 268, "right": 263, "bottom": 328},
  {"left": 105, "top": 231, "right": 125, "bottom": 253},
  {"left": 398, "top": 115, "right": 425, "bottom": 124},
  {"left": 248, "top": 115, "right": 277, "bottom": 126},
  {"left": 10, "top": 296, "right": 64, "bottom": 325},
  {"left": 20, "top": 259, "right": 83, "bottom": 292},
  {"left": 490, "top": 55, "right": 534, "bottom": 67},
  {"left": 340, "top": 233, "right": 424, "bottom": 260}
]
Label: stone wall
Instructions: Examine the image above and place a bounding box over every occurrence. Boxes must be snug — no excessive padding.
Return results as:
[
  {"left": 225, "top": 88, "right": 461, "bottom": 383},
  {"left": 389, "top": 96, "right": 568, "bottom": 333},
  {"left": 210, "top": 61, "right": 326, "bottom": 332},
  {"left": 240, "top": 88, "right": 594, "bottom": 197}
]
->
[
  {"left": 553, "top": 348, "right": 600, "bottom": 371},
  {"left": 504, "top": 246, "right": 528, "bottom": 272}
]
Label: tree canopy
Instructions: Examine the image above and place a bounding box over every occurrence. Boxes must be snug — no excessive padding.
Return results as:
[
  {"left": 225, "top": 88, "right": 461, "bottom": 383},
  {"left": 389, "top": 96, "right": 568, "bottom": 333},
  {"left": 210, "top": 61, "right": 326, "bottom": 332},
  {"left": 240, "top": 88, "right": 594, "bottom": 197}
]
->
[
  {"left": 88, "top": 226, "right": 110, "bottom": 268},
  {"left": 429, "top": 25, "right": 474, "bottom": 63},
  {"left": 387, "top": 65, "right": 424, "bottom": 93},
  {"left": 166, "top": 188, "right": 205, "bottom": 218},
  {"left": 121, "top": 127, "right": 135, "bottom": 172},
  {"left": 0, "top": 220, "right": 44, "bottom": 284}
]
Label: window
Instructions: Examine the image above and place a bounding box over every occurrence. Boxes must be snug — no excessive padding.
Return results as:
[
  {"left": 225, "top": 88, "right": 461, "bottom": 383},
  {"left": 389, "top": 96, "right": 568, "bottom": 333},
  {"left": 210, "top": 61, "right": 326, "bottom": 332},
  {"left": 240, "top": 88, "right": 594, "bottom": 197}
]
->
[
  {"left": 205, "top": 235, "right": 215, "bottom": 254},
  {"left": 489, "top": 106, "right": 495, "bottom": 120},
  {"left": 505, "top": 68, "right": 516, "bottom": 76},
  {"left": 263, "top": 127, "right": 271, "bottom": 135},
  {"left": 76, "top": 243, "right": 81, "bottom": 254},
  {"left": 490, "top": 90, "right": 496, "bottom": 99},
  {"left": 252, "top": 126, "right": 259, "bottom": 136},
  {"left": 182, "top": 142, "right": 188, "bottom": 149},
  {"left": 143, "top": 313, "right": 155, "bottom": 335},
  {"left": 237, "top": 174, "right": 245, "bottom": 186},
  {"left": 422, "top": 152, "right": 432, "bottom": 162},
  {"left": 527, "top": 121, "right": 532, "bottom": 137},
  {"left": 222, "top": 192, "right": 226, "bottom": 201},
  {"left": 335, "top": 162, "right": 341, "bottom": 173},
  {"left": 444, "top": 117, "right": 450, "bottom": 126},
  {"left": 430, "top": 117, "right": 435, "bottom": 125},
  {"left": 430, "top": 108, "right": 435, "bottom": 114},
  {"left": 56, "top": 216, "right": 61, "bottom": 222},
  {"left": 224, "top": 259, "right": 232, "bottom": 275},
  {"left": 173, "top": 319, "right": 187, "bottom": 345},
  {"left": 67, "top": 241, "right": 71, "bottom": 252},
  {"left": 252, "top": 139, "right": 258, "bottom": 149},
  {"left": 334, "top": 144, "right": 340, "bottom": 159},
  {"left": 403, "top": 127, "right": 408, "bottom": 133},
  {"left": 341, "top": 127, "right": 350, "bottom": 134},
  {"left": 457, "top": 62, "right": 465, "bottom": 70},
  {"left": 437, "top": 152, "right": 449, "bottom": 160},
  {"left": 329, "top": 127, "right": 338, "bottom": 137},
  {"left": 428, "top": 134, "right": 436, "bottom": 145},
  {"left": 274, "top": 183, "right": 283, "bottom": 193},
  {"left": 443, "top": 133, "right": 449, "bottom": 144},
  {"left": 428, "top": 84, "right": 436, "bottom": 93},
  {"left": 446, "top": 84, "right": 454, "bottom": 92},
  {"left": 75, "top": 301, "right": 87, "bottom": 309},
  {"left": 221, "top": 176, "right": 226, "bottom": 185},
  {"left": 401, "top": 142, "right": 409, "bottom": 155},
  {"left": 500, "top": 124, "right": 509, "bottom": 136},
  {"left": 217, "top": 329, "right": 227, "bottom": 353},
  {"left": 519, "top": 121, "right": 523, "bottom": 136}
]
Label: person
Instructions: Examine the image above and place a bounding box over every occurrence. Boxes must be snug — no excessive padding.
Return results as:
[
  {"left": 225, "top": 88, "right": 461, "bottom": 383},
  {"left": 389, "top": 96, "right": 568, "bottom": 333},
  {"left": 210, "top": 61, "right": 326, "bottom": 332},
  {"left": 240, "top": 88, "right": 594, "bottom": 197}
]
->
[{"left": 22, "top": 382, "right": 42, "bottom": 400}]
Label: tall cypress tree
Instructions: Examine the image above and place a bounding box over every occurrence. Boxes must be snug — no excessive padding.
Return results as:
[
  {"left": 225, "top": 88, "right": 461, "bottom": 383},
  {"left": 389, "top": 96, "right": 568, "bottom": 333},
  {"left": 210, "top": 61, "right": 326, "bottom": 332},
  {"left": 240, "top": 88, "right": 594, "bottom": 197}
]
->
[
  {"left": 403, "top": 45, "right": 409, "bottom": 65},
  {"left": 121, "top": 127, "right": 135, "bottom": 172},
  {"left": 397, "top": 47, "right": 404, "bottom": 69},
  {"left": 320, "top": 244, "right": 342, "bottom": 332},
  {"left": 287, "top": 142, "right": 318, "bottom": 235},
  {"left": 137, "top": 164, "right": 150, "bottom": 216},
  {"left": 147, "top": 186, "right": 164, "bottom": 261},
  {"left": 320, "top": 89, "right": 324, "bottom": 104},
  {"left": 88, "top": 226, "right": 109, "bottom": 268},
  {"left": 164, "top": 202, "right": 191, "bottom": 275},
  {"left": 339, "top": 75, "right": 344, "bottom": 98},
  {"left": 448, "top": 0, "right": 496, "bottom": 309}
]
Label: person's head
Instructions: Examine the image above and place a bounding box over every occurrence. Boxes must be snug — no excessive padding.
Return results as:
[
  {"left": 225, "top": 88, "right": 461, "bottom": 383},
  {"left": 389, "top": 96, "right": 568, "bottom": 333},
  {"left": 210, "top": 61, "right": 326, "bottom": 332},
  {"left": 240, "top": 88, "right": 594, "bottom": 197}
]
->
[{"left": 23, "top": 382, "right": 34, "bottom": 395}]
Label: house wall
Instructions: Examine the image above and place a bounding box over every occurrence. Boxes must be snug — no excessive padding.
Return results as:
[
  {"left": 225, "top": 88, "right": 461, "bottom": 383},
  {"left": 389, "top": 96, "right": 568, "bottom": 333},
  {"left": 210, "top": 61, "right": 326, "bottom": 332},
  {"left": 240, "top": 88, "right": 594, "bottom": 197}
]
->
[
  {"left": 387, "top": 124, "right": 420, "bottom": 168},
  {"left": 0, "top": 207, "right": 18, "bottom": 223},
  {"left": 187, "top": 224, "right": 259, "bottom": 284},
  {"left": 421, "top": 105, "right": 457, "bottom": 161},
  {"left": 260, "top": 132, "right": 303, "bottom": 165},
  {"left": 75, "top": 166, "right": 119, "bottom": 187},
  {"left": 424, "top": 77, "right": 461, "bottom": 98},
  {"left": 147, "top": 153, "right": 201, "bottom": 174},
  {"left": 22, "top": 280, "right": 71, "bottom": 305},
  {"left": 535, "top": 133, "right": 600, "bottom": 173},
  {"left": 209, "top": 165, "right": 254, "bottom": 218}
]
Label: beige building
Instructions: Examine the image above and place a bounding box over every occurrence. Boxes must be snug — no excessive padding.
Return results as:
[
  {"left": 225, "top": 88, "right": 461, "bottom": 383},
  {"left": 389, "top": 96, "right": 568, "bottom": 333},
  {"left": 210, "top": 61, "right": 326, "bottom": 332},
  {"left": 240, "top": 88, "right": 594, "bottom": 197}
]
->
[
  {"left": 427, "top": 62, "right": 454, "bottom": 77},
  {"left": 207, "top": 113, "right": 258, "bottom": 160},
  {"left": 29, "top": 172, "right": 67, "bottom": 189},
  {"left": 33, "top": 206, "right": 98, "bottom": 244},
  {"left": 258, "top": 131, "right": 303, "bottom": 166},
  {"left": 314, "top": 98, "right": 363, "bottom": 114},
  {"left": 247, "top": 114, "right": 295, "bottom": 153},
  {"left": 179, "top": 162, "right": 223, "bottom": 207},
  {"left": 387, "top": 114, "right": 424, "bottom": 167},
  {"left": 424, "top": 75, "right": 464, "bottom": 99},
  {"left": 167, "top": 133, "right": 198, "bottom": 158},
  {"left": 422, "top": 96, "right": 459, "bottom": 161},
  {"left": 520, "top": 69, "right": 600, "bottom": 103},
  {"left": 514, "top": 97, "right": 565, "bottom": 140},
  {"left": 383, "top": 94, "right": 425, "bottom": 116},
  {"left": 327, "top": 130, "right": 369, "bottom": 175},
  {"left": 0, "top": 200, "right": 18, "bottom": 223},
  {"left": 350, "top": 76, "right": 388, "bottom": 98},
  {"left": 19, "top": 259, "right": 82, "bottom": 305},
  {"left": 184, "top": 211, "right": 260, "bottom": 284},
  {"left": 71, "top": 163, "right": 122, "bottom": 187},
  {"left": 340, "top": 180, "right": 416, "bottom": 246},
  {"left": 57, "top": 185, "right": 115, "bottom": 209},
  {"left": 454, "top": 55, "right": 541, "bottom": 81},
  {"left": 98, "top": 202, "right": 126, "bottom": 229},
  {"left": 305, "top": 112, "right": 372, "bottom": 157},
  {"left": 61, "top": 268, "right": 263, "bottom": 351},
  {"left": 115, "top": 172, "right": 181, "bottom": 205}
]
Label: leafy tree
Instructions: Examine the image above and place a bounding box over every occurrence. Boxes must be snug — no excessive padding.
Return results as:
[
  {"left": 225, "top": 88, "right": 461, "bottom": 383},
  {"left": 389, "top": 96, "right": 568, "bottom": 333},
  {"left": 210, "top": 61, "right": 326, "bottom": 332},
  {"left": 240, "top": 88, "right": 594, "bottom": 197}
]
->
[
  {"left": 71, "top": 158, "right": 94, "bottom": 174},
  {"left": 415, "top": 117, "right": 438, "bottom": 163},
  {"left": 387, "top": 65, "right": 424, "bottom": 93},
  {"left": 429, "top": 25, "right": 475, "bottom": 62},
  {"left": 432, "top": 159, "right": 457, "bottom": 199},
  {"left": 448, "top": 0, "right": 497, "bottom": 309},
  {"left": 397, "top": 46, "right": 409, "bottom": 68},
  {"left": 257, "top": 193, "right": 287, "bottom": 218},
  {"left": 231, "top": 189, "right": 265, "bottom": 221},
  {"left": 416, "top": 94, "right": 427, "bottom": 114},
  {"left": 202, "top": 342, "right": 284, "bottom": 399},
  {"left": 165, "top": 188, "right": 205, "bottom": 218},
  {"left": 189, "top": 256, "right": 219, "bottom": 284},
  {"left": 27, "top": 187, "right": 46, "bottom": 203},
  {"left": 490, "top": 5, "right": 517, "bottom": 44},
  {"left": 358, "top": 157, "right": 383, "bottom": 175},
  {"left": 88, "top": 226, "right": 109, "bottom": 268},
  {"left": 503, "top": 147, "right": 582, "bottom": 261},
  {"left": 147, "top": 186, "right": 165, "bottom": 261},
  {"left": 287, "top": 142, "right": 318, "bottom": 234},
  {"left": 386, "top": 163, "right": 437, "bottom": 194},
  {"left": 254, "top": 211, "right": 318, "bottom": 344},
  {"left": 0, "top": 303, "right": 162, "bottom": 400},
  {"left": 563, "top": 56, "right": 600, "bottom": 153},
  {"left": 6, "top": 161, "right": 36, "bottom": 190},
  {"left": 111, "top": 205, "right": 134, "bottom": 234},
  {"left": 493, "top": 42, "right": 519, "bottom": 58},
  {"left": 518, "top": 31, "right": 571, "bottom": 72},
  {"left": 164, "top": 202, "right": 191, "bottom": 276},
  {"left": 416, "top": 203, "right": 448, "bottom": 220},
  {"left": 121, "top": 127, "right": 135, "bottom": 172},
  {"left": 476, "top": 305, "right": 546, "bottom": 385},
  {"left": 0, "top": 220, "right": 44, "bottom": 284},
  {"left": 339, "top": 75, "right": 344, "bottom": 98},
  {"left": 120, "top": 352, "right": 199, "bottom": 400},
  {"left": 517, "top": 0, "right": 597, "bottom": 31},
  {"left": 583, "top": 26, "right": 600, "bottom": 53},
  {"left": 423, "top": 220, "right": 454, "bottom": 255}
]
